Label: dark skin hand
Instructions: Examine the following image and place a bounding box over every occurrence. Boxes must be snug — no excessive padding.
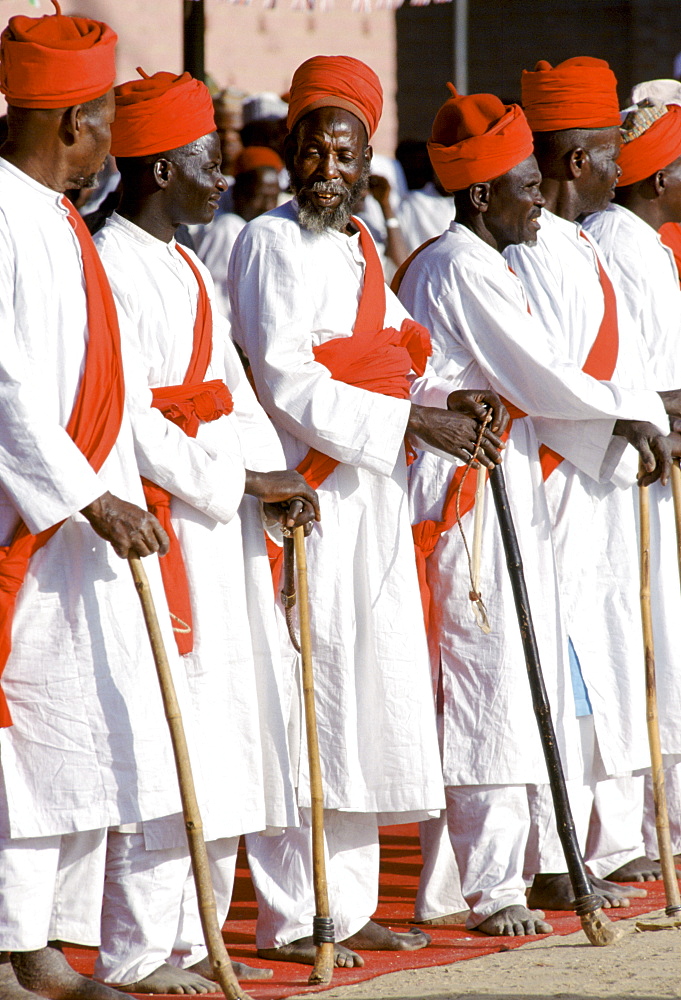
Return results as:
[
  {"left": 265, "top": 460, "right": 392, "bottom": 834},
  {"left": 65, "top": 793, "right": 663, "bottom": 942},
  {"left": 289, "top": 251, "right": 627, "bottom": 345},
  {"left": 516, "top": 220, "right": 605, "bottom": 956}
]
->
[
  {"left": 245, "top": 470, "right": 320, "bottom": 535},
  {"left": 81, "top": 491, "right": 170, "bottom": 558},
  {"left": 613, "top": 420, "right": 673, "bottom": 486},
  {"left": 407, "top": 390, "right": 508, "bottom": 468}
]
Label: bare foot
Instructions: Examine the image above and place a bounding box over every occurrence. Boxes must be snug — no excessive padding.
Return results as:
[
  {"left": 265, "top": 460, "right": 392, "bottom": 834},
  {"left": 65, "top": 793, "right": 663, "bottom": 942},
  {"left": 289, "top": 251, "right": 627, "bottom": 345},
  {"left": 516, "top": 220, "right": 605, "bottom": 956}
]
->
[
  {"left": 474, "top": 905, "right": 553, "bottom": 937},
  {"left": 112, "top": 965, "right": 218, "bottom": 995},
  {"left": 11, "top": 947, "right": 130, "bottom": 1000},
  {"left": 528, "top": 873, "right": 647, "bottom": 910},
  {"left": 605, "top": 856, "right": 664, "bottom": 882},
  {"left": 0, "top": 955, "right": 41, "bottom": 1000},
  {"left": 189, "top": 956, "right": 273, "bottom": 982},
  {"left": 343, "top": 920, "right": 431, "bottom": 951},
  {"left": 416, "top": 910, "right": 469, "bottom": 926},
  {"left": 258, "top": 939, "right": 364, "bottom": 969}
]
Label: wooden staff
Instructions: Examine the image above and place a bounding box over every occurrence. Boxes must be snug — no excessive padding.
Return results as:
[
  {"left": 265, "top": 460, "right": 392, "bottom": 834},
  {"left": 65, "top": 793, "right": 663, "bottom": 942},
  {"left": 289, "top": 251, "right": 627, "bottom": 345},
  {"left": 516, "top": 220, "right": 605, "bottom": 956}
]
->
[
  {"left": 488, "top": 464, "right": 622, "bottom": 945},
  {"left": 128, "top": 555, "right": 254, "bottom": 1000},
  {"left": 293, "top": 525, "right": 335, "bottom": 985},
  {"left": 638, "top": 473, "right": 681, "bottom": 916}
]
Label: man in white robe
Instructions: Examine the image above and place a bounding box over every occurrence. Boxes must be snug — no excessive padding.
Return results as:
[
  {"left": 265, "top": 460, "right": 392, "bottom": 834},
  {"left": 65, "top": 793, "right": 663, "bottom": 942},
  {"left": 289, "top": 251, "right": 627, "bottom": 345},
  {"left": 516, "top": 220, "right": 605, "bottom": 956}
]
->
[
  {"left": 400, "top": 87, "right": 668, "bottom": 935},
  {"left": 92, "top": 70, "right": 319, "bottom": 994},
  {"left": 583, "top": 98, "right": 681, "bottom": 862},
  {"left": 504, "top": 56, "right": 681, "bottom": 903},
  {"left": 0, "top": 9, "right": 186, "bottom": 1000},
  {"left": 229, "top": 54, "right": 506, "bottom": 968}
]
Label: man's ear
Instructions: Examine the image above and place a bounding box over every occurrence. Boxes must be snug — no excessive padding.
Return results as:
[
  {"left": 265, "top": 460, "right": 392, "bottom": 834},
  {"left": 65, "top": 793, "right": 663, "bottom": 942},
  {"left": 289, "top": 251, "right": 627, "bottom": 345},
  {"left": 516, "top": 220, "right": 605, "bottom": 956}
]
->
[
  {"left": 568, "top": 146, "right": 586, "bottom": 180},
  {"left": 365, "top": 143, "right": 373, "bottom": 168},
  {"left": 470, "top": 182, "right": 491, "bottom": 213},
  {"left": 153, "top": 157, "right": 172, "bottom": 190},
  {"left": 60, "top": 105, "right": 83, "bottom": 147},
  {"left": 653, "top": 169, "right": 666, "bottom": 196}
]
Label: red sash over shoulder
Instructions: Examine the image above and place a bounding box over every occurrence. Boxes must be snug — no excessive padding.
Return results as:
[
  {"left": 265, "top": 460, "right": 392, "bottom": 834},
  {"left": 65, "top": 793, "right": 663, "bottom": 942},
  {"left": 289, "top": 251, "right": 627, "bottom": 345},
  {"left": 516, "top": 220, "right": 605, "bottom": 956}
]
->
[
  {"left": 393, "top": 230, "right": 620, "bottom": 629},
  {"left": 142, "top": 244, "right": 233, "bottom": 655},
  {"left": 267, "top": 218, "right": 432, "bottom": 588},
  {"left": 0, "top": 199, "right": 125, "bottom": 727}
]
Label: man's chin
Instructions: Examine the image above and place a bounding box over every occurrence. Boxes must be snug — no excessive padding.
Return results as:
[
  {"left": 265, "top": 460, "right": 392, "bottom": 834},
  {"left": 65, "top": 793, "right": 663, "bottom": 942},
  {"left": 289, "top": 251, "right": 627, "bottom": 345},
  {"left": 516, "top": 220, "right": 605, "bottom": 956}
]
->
[{"left": 297, "top": 197, "right": 352, "bottom": 235}]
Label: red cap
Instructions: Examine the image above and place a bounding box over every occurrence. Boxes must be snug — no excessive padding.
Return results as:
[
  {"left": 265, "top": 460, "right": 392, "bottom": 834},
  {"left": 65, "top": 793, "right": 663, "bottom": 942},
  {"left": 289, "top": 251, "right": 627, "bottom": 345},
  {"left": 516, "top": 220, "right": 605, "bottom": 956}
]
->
[
  {"left": 427, "top": 86, "right": 534, "bottom": 192},
  {"left": 234, "top": 146, "right": 284, "bottom": 175},
  {"left": 287, "top": 55, "right": 383, "bottom": 138},
  {"left": 111, "top": 69, "right": 216, "bottom": 158},
  {"left": 521, "top": 57, "right": 621, "bottom": 132},
  {"left": 0, "top": 0, "right": 116, "bottom": 109},
  {"left": 617, "top": 104, "right": 681, "bottom": 186}
]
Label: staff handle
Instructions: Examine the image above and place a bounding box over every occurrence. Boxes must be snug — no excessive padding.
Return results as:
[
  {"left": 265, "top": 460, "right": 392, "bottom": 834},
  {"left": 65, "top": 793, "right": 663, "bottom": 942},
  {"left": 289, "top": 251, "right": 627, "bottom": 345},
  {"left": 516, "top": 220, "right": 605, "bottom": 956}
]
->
[
  {"left": 293, "top": 526, "right": 335, "bottom": 984},
  {"left": 638, "top": 477, "right": 681, "bottom": 916},
  {"left": 129, "top": 555, "right": 253, "bottom": 1000}
]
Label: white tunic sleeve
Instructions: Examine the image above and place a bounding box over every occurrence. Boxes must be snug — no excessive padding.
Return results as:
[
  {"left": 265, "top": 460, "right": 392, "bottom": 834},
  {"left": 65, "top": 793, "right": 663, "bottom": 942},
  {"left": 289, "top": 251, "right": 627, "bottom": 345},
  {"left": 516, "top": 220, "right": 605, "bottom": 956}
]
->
[
  {"left": 399, "top": 233, "right": 665, "bottom": 480},
  {"left": 0, "top": 218, "right": 104, "bottom": 534},
  {"left": 228, "top": 218, "right": 412, "bottom": 478},
  {"left": 110, "top": 265, "right": 246, "bottom": 525}
]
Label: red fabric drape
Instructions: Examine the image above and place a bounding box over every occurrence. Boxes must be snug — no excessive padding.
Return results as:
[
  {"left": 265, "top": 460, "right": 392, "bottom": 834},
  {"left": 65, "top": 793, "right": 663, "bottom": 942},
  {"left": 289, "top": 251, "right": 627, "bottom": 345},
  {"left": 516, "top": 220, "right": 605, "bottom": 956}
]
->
[
  {"left": 400, "top": 232, "right": 620, "bottom": 629},
  {"left": 268, "top": 217, "right": 432, "bottom": 591},
  {"left": 142, "top": 244, "right": 233, "bottom": 655},
  {"left": 0, "top": 198, "right": 125, "bottom": 726}
]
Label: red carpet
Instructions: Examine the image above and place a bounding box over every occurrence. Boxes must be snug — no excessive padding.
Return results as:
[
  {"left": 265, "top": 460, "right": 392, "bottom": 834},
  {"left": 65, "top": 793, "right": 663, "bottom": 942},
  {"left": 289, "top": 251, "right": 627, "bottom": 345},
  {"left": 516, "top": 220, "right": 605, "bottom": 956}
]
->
[{"left": 64, "top": 825, "right": 667, "bottom": 999}]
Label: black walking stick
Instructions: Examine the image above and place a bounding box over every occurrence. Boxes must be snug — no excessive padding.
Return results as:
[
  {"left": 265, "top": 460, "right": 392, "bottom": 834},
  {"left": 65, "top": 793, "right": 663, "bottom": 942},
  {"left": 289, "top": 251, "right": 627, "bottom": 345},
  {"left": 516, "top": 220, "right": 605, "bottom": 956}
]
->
[{"left": 488, "top": 463, "right": 623, "bottom": 946}]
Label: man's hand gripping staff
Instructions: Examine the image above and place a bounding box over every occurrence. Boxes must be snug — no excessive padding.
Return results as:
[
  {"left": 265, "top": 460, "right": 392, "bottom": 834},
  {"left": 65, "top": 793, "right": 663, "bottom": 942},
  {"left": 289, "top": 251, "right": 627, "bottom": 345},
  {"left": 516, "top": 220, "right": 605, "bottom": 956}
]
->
[{"left": 407, "top": 389, "right": 509, "bottom": 467}]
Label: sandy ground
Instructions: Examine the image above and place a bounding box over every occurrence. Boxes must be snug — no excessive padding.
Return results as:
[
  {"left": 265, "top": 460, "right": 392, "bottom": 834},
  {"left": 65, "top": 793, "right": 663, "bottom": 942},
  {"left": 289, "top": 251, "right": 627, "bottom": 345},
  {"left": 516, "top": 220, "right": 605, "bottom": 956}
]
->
[{"left": 288, "top": 909, "right": 681, "bottom": 1000}]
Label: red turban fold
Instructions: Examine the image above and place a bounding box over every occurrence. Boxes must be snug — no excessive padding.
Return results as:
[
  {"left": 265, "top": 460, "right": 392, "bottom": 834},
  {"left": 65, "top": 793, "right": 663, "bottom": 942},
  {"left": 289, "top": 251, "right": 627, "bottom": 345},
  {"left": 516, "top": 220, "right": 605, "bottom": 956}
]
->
[
  {"left": 427, "top": 87, "right": 534, "bottom": 192},
  {"left": 110, "top": 70, "right": 216, "bottom": 158},
  {"left": 287, "top": 55, "right": 383, "bottom": 138},
  {"left": 617, "top": 104, "right": 681, "bottom": 186},
  {"left": 0, "top": 0, "right": 116, "bottom": 109},
  {"left": 521, "top": 57, "right": 621, "bottom": 132},
  {"left": 234, "top": 146, "right": 284, "bottom": 174}
]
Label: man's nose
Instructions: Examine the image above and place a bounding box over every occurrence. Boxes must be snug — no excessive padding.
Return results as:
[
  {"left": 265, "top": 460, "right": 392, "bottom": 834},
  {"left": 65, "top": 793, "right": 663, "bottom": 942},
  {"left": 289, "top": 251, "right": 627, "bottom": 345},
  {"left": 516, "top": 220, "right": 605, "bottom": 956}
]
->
[{"left": 317, "top": 152, "right": 340, "bottom": 180}]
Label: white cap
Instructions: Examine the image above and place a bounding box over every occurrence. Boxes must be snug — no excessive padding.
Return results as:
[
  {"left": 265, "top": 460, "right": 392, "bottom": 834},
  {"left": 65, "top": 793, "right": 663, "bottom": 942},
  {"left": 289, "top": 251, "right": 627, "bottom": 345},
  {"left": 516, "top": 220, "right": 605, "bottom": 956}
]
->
[
  {"left": 630, "top": 78, "right": 681, "bottom": 107},
  {"left": 242, "top": 92, "right": 288, "bottom": 126}
]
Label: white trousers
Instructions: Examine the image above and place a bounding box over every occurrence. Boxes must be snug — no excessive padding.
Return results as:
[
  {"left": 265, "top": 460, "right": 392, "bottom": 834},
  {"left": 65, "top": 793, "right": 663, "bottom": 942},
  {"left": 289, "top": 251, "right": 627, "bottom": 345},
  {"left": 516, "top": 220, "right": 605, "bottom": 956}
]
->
[
  {"left": 0, "top": 829, "right": 106, "bottom": 951},
  {"left": 643, "top": 761, "right": 681, "bottom": 857},
  {"left": 95, "top": 831, "right": 239, "bottom": 986},
  {"left": 415, "top": 811, "right": 466, "bottom": 921},
  {"left": 444, "top": 784, "right": 531, "bottom": 929},
  {"left": 245, "top": 809, "right": 378, "bottom": 949},
  {"left": 528, "top": 716, "right": 645, "bottom": 878}
]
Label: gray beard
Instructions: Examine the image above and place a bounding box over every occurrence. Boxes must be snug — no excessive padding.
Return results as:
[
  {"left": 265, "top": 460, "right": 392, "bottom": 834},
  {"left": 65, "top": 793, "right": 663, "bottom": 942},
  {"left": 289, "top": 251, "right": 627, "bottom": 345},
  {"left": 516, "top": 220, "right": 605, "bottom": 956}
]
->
[{"left": 295, "top": 162, "right": 370, "bottom": 235}]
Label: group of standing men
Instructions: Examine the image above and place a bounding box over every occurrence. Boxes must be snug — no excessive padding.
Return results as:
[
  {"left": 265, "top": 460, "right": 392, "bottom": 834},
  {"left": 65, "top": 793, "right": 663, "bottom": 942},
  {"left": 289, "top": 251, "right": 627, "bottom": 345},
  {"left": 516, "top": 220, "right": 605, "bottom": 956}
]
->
[{"left": 0, "top": 5, "right": 679, "bottom": 1000}]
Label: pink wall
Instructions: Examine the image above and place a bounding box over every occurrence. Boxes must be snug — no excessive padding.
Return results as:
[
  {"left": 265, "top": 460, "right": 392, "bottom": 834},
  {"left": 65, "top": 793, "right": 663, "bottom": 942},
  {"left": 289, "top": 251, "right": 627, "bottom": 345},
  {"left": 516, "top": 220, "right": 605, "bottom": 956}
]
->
[{"left": 0, "top": 0, "right": 398, "bottom": 154}]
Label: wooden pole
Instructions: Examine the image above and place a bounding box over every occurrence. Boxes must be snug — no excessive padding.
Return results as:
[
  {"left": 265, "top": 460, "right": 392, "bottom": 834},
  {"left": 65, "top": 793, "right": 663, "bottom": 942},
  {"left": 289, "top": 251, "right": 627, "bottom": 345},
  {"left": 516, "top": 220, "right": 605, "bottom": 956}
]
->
[
  {"left": 183, "top": 0, "right": 205, "bottom": 81},
  {"left": 293, "top": 526, "right": 335, "bottom": 985},
  {"left": 488, "top": 464, "right": 622, "bottom": 945},
  {"left": 128, "top": 555, "right": 254, "bottom": 1000},
  {"left": 638, "top": 475, "right": 681, "bottom": 916}
]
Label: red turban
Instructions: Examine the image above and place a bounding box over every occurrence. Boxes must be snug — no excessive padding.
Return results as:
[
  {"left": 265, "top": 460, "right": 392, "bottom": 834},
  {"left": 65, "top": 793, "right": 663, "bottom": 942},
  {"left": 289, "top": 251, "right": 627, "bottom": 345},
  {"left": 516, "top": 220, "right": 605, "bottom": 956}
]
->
[
  {"left": 427, "top": 86, "right": 534, "bottom": 192},
  {"left": 110, "top": 69, "right": 215, "bottom": 158},
  {"left": 287, "top": 55, "right": 383, "bottom": 138},
  {"left": 0, "top": 0, "right": 116, "bottom": 109},
  {"left": 521, "top": 57, "right": 621, "bottom": 132},
  {"left": 235, "top": 146, "right": 283, "bottom": 175},
  {"left": 617, "top": 104, "right": 681, "bottom": 186}
]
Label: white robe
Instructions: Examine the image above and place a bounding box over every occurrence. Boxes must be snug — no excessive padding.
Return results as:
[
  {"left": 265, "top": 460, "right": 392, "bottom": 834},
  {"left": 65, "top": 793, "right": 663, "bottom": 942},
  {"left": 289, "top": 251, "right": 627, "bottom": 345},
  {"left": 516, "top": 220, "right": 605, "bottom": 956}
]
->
[
  {"left": 583, "top": 203, "right": 681, "bottom": 757},
  {"left": 504, "top": 209, "right": 669, "bottom": 775},
  {"left": 0, "top": 159, "right": 182, "bottom": 840},
  {"left": 400, "top": 224, "right": 662, "bottom": 786},
  {"left": 228, "top": 200, "right": 446, "bottom": 821},
  {"left": 94, "top": 213, "right": 297, "bottom": 841},
  {"left": 397, "top": 183, "right": 456, "bottom": 253},
  {"left": 195, "top": 211, "right": 246, "bottom": 321}
]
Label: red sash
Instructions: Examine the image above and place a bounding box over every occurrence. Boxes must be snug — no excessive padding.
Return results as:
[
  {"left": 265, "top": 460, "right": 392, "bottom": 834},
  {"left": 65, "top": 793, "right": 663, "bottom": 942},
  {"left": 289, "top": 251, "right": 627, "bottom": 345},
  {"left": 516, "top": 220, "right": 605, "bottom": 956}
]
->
[
  {"left": 142, "top": 244, "right": 233, "bottom": 655},
  {"left": 660, "top": 222, "right": 681, "bottom": 287},
  {"left": 395, "top": 231, "right": 620, "bottom": 629},
  {"left": 0, "top": 198, "right": 125, "bottom": 727}
]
